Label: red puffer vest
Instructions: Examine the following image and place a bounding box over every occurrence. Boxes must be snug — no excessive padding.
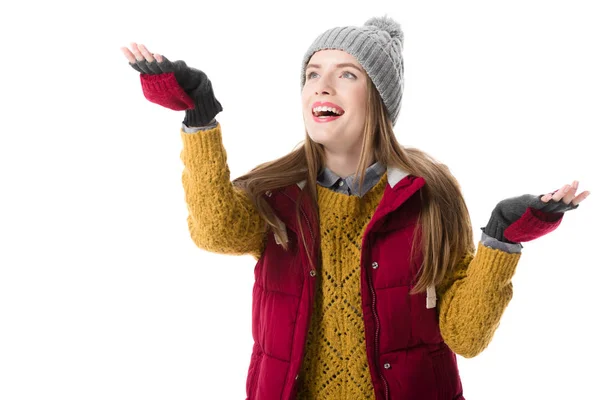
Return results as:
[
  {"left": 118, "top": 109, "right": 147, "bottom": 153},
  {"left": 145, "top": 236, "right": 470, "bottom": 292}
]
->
[{"left": 246, "top": 168, "right": 465, "bottom": 400}]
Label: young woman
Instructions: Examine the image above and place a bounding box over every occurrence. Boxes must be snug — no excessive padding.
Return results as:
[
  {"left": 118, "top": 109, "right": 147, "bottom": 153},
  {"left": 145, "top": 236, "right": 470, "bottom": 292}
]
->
[{"left": 122, "top": 15, "right": 589, "bottom": 400}]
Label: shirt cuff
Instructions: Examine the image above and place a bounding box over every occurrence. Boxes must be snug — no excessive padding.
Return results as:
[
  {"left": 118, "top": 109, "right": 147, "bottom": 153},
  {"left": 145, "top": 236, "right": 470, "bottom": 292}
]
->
[
  {"left": 480, "top": 230, "right": 523, "bottom": 254},
  {"left": 181, "top": 119, "right": 218, "bottom": 133}
]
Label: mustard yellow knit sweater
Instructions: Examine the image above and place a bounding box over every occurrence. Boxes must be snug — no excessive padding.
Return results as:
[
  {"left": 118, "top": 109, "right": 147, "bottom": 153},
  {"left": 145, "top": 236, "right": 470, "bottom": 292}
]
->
[
  {"left": 180, "top": 123, "right": 522, "bottom": 398},
  {"left": 294, "top": 169, "right": 388, "bottom": 399}
]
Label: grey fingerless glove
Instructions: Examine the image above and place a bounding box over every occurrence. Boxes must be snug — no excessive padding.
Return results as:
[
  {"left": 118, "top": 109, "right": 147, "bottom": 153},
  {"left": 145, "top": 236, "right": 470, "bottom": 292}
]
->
[
  {"left": 129, "top": 56, "right": 223, "bottom": 126},
  {"left": 483, "top": 193, "right": 579, "bottom": 243}
]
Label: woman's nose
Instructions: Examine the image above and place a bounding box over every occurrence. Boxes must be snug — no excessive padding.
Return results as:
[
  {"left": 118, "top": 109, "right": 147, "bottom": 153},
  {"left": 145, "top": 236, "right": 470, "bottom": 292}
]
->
[{"left": 315, "top": 79, "right": 334, "bottom": 95}]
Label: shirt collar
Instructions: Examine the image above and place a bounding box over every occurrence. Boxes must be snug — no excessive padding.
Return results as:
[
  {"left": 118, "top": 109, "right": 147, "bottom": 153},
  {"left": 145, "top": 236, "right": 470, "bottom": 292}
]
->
[{"left": 317, "top": 161, "right": 386, "bottom": 195}]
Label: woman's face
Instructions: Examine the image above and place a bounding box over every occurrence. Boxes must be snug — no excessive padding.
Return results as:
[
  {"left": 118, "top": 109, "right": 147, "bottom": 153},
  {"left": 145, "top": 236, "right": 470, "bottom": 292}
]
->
[{"left": 301, "top": 49, "right": 368, "bottom": 157}]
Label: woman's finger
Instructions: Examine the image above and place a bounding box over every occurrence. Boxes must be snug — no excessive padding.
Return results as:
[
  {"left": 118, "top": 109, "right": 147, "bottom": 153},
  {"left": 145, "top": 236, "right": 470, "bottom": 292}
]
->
[
  {"left": 572, "top": 190, "right": 591, "bottom": 206},
  {"left": 130, "top": 42, "right": 145, "bottom": 61},
  {"left": 551, "top": 184, "right": 570, "bottom": 202},
  {"left": 154, "top": 53, "right": 163, "bottom": 63},
  {"left": 562, "top": 180, "right": 578, "bottom": 204},
  {"left": 541, "top": 187, "right": 562, "bottom": 202},
  {"left": 138, "top": 44, "right": 155, "bottom": 62},
  {"left": 121, "top": 47, "right": 136, "bottom": 63}
]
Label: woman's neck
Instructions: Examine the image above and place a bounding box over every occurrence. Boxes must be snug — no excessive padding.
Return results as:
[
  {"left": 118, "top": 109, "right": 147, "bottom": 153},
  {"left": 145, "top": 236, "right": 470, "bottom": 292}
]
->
[{"left": 324, "top": 151, "right": 375, "bottom": 179}]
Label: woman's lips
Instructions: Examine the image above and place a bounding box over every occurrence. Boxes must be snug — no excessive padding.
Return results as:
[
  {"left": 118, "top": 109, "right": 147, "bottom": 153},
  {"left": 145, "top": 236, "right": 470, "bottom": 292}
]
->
[
  {"left": 311, "top": 101, "right": 344, "bottom": 123},
  {"left": 312, "top": 114, "right": 342, "bottom": 123}
]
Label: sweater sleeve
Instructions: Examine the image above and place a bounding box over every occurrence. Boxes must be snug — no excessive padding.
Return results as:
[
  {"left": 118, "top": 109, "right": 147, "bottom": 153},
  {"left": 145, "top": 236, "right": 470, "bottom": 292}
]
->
[
  {"left": 180, "top": 122, "right": 266, "bottom": 260},
  {"left": 436, "top": 241, "right": 522, "bottom": 358}
]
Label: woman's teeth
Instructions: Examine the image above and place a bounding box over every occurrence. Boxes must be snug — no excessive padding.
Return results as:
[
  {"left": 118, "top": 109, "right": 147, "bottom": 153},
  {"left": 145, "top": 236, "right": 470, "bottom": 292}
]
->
[{"left": 312, "top": 106, "right": 344, "bottom": 117}]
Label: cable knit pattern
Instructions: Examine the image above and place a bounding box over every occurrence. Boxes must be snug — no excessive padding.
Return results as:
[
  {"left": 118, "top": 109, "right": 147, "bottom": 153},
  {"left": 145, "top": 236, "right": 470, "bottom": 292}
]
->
[{"left": 295, "top": 172, "right": 388, "bottom": 400}]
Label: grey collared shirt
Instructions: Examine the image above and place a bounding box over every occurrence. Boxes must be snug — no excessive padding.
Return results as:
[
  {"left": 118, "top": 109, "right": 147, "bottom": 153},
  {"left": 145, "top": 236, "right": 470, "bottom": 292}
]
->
[
  {"left": 316, "top": 161, "right": 387, "bottom": 197},
  {"left": 182, "top": 121, "right": 522, "bottom": 253}
]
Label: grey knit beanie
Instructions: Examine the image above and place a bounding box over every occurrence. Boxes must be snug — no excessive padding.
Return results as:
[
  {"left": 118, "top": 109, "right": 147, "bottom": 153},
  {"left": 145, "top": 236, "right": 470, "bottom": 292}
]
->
[{"left": 300, "top": 15, "right": 405, "bottom": 126}]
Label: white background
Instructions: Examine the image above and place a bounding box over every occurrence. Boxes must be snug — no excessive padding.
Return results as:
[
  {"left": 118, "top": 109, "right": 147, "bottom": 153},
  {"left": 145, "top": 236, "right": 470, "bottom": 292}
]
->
[{"left": 1, "top": 0, "right": 598, "bottom": 399}]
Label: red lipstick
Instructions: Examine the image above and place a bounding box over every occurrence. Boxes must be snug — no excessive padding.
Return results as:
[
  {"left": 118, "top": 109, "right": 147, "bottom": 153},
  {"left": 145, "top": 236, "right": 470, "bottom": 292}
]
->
[{"left": 311, "top": 101, "right": 344, "bottom": 123}]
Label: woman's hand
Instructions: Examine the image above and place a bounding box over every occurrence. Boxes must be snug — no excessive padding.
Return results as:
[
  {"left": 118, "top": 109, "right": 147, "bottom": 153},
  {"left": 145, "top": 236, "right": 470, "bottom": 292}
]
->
[
  {"left": 120, "top": 42, "right": 223, "bottom": 125},
  {"left": 482, "top": 180, "right": 589, "bottom": 244},
  {"left": 540, "top": 180, "right": 590, "bottom": 206},
  {"left": 121, "top": 42, "right": 163, "bottom": 64}
]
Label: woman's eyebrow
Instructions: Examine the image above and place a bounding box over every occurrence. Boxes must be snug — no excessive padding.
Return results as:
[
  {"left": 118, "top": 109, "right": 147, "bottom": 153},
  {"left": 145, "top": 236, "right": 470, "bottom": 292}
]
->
[{"left": 306, "top": 63, "right": 363, "bottom": 72}]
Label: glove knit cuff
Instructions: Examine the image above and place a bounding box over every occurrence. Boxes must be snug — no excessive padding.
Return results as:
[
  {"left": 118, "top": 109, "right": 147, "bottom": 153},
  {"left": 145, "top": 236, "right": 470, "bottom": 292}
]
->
[
  {"left": 183, "top": 94, "right": 223, "bottom": 127},
  {"left": 504, "top": 207, "right": 563, "bottom": 243},
  {"left": 140, "top": 72, "right": 195, "bottom": 111}
]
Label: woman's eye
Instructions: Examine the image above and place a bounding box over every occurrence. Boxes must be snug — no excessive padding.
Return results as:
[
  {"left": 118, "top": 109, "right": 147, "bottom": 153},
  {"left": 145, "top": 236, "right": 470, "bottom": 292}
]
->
[{"left": 306, "top": 71, "right": 356, "bottom": 79}]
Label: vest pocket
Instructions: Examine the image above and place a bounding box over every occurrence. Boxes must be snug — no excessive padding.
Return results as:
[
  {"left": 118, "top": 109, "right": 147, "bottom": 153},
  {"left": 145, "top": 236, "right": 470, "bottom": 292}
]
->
[
  {"left": 429, "top": 345, "right": 463, "bottom": 399},
  {"left": 245, "top": 344, "right": 262, "bottom": 398}
]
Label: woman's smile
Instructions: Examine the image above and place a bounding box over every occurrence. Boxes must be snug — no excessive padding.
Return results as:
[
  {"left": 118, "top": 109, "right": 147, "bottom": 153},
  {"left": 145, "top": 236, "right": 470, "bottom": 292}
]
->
[{"left": 311, "top": 101, "right": 345, "bottom": 123}]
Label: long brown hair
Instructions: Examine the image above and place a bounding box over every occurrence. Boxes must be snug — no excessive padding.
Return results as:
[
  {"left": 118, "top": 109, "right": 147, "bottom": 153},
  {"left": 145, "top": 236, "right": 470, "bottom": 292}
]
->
[{"left": 232, "top": 76, "right": 475, "bottom": 295}]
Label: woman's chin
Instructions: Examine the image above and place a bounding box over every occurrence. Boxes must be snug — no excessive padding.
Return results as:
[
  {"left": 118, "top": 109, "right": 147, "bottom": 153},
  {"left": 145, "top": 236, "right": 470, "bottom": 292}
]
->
[{"left": 306, "top": 128, "right": 340, "bottom": 145}]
